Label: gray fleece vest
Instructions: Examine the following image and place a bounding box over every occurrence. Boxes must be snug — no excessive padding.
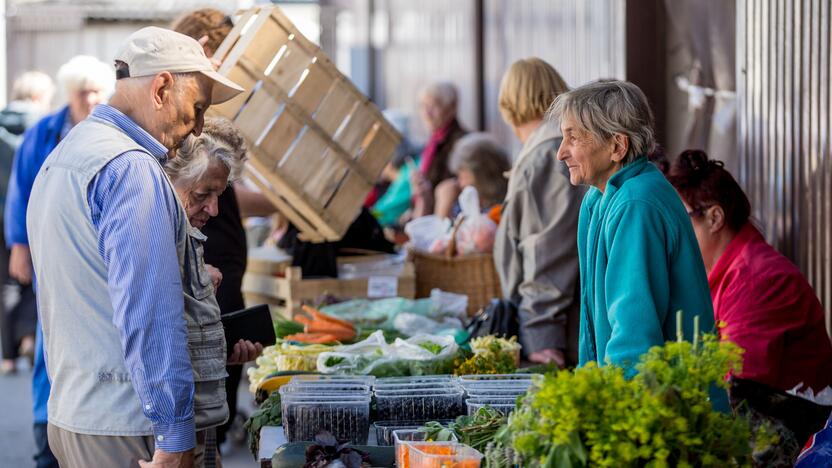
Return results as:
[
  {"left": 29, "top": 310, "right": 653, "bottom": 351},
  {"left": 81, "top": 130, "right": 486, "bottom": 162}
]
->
[{"left": 27, "top": 116, "right": 227, "bottom": 435}]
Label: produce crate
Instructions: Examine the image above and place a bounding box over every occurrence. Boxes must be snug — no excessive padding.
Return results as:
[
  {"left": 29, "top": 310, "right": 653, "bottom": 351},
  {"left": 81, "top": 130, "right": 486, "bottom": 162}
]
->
[
  {"left": 243, "top": 254, "right": 416, "bottom": 319},
  {"left": 211, "top": 6, "right": 401, "bottom": 243}
]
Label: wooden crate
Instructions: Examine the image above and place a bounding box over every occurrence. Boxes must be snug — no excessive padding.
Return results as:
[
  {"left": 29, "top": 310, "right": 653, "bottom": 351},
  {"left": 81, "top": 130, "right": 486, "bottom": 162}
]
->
[
  {"left": 211, "top": 6, "right": 401, "bottom": 243},
  {"left": 243, "top": 254, "right": 416, "bottom": 319}
]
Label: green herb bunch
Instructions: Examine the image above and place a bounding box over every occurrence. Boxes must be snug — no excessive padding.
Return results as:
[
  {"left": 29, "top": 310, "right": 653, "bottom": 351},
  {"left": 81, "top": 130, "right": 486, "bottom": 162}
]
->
[
  {"left": 490, "top": 323, "right": 774, "bottom": 467},
  {"left": 455, "top": 340, "right": 517, "bottom": 375},
  {"left": 244, "top": 390, "right": 282, "bottom": 460}
]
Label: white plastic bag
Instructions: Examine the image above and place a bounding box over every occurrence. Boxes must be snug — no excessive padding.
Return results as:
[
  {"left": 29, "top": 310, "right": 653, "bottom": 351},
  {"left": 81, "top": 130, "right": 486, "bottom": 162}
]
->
[
  {"left": 316, "top": 330, "right": 459, "bottom": 376},
  {"left": 404, "top": 215, "right": 451, "bottom": 252},
  {"left": 455, "top": 186, "right": 497, "bottom": 255}
]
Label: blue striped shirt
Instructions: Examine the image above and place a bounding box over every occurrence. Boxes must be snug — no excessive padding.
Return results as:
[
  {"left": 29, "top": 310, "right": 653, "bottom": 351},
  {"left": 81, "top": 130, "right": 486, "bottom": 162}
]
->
[{"left": 86, "top": 104, "right": 195, "bottom": 452}]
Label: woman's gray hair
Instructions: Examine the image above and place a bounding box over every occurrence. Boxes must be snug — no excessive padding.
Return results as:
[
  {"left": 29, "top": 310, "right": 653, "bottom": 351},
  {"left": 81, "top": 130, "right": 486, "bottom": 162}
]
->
[
  {"left": 448, "top": 132, "right": 511, "bottom": 207},
  {"left": 165, "top": 117, "right": 246, "bottom": 187},
  {"left": 547, "top": 79, "right": 656, "bottom": 164},
  {"left": 420, "top": 81, "right": 459, "bottom": 109}
]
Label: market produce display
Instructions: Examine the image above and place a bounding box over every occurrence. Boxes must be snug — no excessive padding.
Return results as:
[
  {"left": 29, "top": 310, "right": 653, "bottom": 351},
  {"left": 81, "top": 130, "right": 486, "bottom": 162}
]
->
[
  {"left": 247, "top": 343, "right": 332, "bottom": 392},
  {"left": 484, "top": 330, "right": 779, "bottom": 467},
  {"left": 454, "top": 336, "right": 520, "bottom": 375},
  {"left": 317, "top": 330, "right": 460, "bottom": 377},
  {"left": 420, "top": 406, "right": 507, "bottom": 454},
  {"left": 303, "top": 431, "right": 371, "bottom": 468},
  {"left": 244, "top": 390, "right": 282, "bottom": 458},
  {"left": 283, "top": 305, "right": 358, "bottom": 344}
]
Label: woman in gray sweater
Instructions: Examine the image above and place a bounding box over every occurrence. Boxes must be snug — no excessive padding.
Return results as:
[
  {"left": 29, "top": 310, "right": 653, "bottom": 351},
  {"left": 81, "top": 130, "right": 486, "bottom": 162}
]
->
[{"left": 494, "top": 58, "right": 586, "bottom": 367}]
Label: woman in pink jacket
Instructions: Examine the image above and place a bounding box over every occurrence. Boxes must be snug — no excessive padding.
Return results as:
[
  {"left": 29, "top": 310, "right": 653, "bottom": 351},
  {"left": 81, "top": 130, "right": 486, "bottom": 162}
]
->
[{"left": 668, "top": 149, "right": 832, "bottom": 392}]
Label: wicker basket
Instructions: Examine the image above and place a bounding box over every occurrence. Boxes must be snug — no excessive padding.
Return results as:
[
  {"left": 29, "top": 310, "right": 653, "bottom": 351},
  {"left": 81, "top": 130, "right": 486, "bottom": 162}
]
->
[{"left": 408, "top": 220, "right": 502, "bottom": 316}]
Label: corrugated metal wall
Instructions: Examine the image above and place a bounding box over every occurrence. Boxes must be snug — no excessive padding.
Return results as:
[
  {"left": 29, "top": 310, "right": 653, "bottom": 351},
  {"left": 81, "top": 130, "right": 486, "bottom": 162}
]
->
[
  {"left": 738, "top": 0, "right": 832, "bottom": 334},
  {"left": 484, "top": 0, "right": 626, "bottom": 151}
]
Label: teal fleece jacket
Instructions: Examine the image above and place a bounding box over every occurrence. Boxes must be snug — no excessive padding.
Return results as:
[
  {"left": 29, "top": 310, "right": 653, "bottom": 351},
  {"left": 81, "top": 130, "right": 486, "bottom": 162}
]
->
[{"left": 577, "top": 157, "right": 714, "bottom": 372}]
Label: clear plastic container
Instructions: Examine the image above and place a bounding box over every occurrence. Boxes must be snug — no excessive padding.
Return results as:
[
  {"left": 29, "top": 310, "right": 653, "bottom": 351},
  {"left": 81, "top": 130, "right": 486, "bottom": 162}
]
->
[
  {"left": 376, "top": 375, "right": 455, "bottom": 384},
  {"left": 279, "top": 383, "right": 371, "bottom": 396},
  {"left": 458, "top": 374, "right": 534, "bottom": 384},
  {"left": 465, "top": 398, "right": 517, "bottom": 416},
  {"left": 374, "top": 381, "right": 460, "bottom": 391},
  {"left": 281, "top": 395, "right": 371, "bottom": 444},
  {"left": 393, "top": 430, "right": 459, "bottom": 468},
  {"left": 408, "top": 443, "right": 484, "bottom": 467},
  {"left": 464, "top": 386, "right": 529, "bottom": 398},
  {"left": 375, "top": 389, "right": 465, "bottom": 421},
  {"left": 373, "top": 419, "right": 454, "bottom": 446},
  {"left": 290, "top": 374, "right": 376, "bottom": 385}
]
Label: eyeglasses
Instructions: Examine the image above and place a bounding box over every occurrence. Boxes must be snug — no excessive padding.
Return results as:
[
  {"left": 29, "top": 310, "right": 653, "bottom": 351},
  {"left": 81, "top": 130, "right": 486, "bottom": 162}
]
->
[{"left": 687, "top": 205, "right": 712, "bottom": 218}]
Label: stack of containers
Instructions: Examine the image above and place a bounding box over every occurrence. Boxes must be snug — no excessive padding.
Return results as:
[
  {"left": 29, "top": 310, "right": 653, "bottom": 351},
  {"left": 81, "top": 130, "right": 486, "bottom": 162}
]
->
[
  {"left": 459, "top": 374, "right": 534, "bottom": 416},
  {"left": 280, "top": 375, "right": 374, "bottom": 444},
  {"left": 372, "top": 375, "right": 465, "bottom": 445}
]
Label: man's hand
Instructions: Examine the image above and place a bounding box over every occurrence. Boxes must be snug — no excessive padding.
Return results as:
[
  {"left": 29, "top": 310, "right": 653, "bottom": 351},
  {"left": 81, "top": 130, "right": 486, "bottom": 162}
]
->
[
  {"left": 139, "top": 448, "right": 194, "bottom": 468},
  {"left": 528, "top": 348, "right": 566, "bottom": 368},
  {"left": 9, "top": 244, "right": 32, "bottom": 285},
  {"left": 205, "top": 264, "right": 222, "bottom": 291},
  {"left": 227, "top": 340, "right": 263, "bottom": 365}
]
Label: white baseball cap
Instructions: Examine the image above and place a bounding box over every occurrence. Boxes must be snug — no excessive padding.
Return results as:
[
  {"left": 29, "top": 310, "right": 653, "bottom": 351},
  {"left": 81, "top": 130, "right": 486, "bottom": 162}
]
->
[{"left": 115, "top": 26, "right": 244, "bottom": 104}]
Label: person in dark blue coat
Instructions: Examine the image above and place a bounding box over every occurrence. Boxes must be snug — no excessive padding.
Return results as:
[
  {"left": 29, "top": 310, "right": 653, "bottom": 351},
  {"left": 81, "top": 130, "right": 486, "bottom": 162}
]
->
[{"left": 3, "top": 55, "right": 113, "bottom": 468}]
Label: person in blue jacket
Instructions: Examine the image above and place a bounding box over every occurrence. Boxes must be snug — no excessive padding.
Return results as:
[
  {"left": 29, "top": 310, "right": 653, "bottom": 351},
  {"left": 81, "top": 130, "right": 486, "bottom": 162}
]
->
[
  {"left": 3, "top": 55, "right": 113, "bottom": 468},
  {"left": 550, "top": 80, "right": 714, "bottom": 373}
]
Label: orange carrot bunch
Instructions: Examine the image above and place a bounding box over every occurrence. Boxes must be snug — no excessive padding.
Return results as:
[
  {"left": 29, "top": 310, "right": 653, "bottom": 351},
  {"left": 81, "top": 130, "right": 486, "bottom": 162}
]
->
[{"left": 285, "top": 305, "right": 356, "bottom": 344}]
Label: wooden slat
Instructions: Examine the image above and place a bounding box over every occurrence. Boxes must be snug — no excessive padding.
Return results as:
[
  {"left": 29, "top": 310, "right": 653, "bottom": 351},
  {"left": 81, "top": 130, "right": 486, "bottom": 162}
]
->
[
  {"left": 314, "top": 80, "right": 354, "bottom": 134},
  {"left": 306, "top": 151, "right": 349, "bottom": 202},
  {"left": 208, "top": 66, "right": 257, "bottom": 120},
  {"left": 334, "top": 103, "right": 374, "bottom": 156},
  {"left": 267, "top": 40, "right": 312, "bottom": 93},
  {"left": 278, "top": 128, "right": 329, "bottom": 190},
  {"left": 247, "top": 152, "right": 342, "bottom": 240},
  {"left": 291, "top": 62, "right": 332, "bottom": 115},
  {"left": 357, "top": 128, "right": 399, "bottom": 179},
  {"left": 258, "top": 109, "right": 304, "bottom": 168},
  {"left": 213, "top": 5, "right": 402, "bottom": 243},
  {"left": 237, "top": 57, "right": 376, "bottom": 185},
  {"left": 213, "top": 7, "right": 259, "bottom": 63},
  {"left": 243, "top": 164, "right": 326, "bottom": 242},
  {"left": 325, "top": 171, "right": 369, "bottom": 228},
  {"left": 233, "top": 84, "right": 280, "bottom": 144},
  {"left": 239, "top": 12, "right": 291, "bottom": 72}
]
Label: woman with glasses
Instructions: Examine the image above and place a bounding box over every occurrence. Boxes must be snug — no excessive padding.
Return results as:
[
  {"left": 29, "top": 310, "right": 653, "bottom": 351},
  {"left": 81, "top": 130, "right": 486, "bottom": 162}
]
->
[{"left": 667, "top": 149, "right": 832, "bottom": 392}]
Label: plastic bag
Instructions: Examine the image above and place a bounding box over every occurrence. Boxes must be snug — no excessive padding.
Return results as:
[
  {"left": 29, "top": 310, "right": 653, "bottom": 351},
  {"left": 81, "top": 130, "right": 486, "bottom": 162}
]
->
[
  {"left": 320, "top": 296, "right": 462, "bottom": 331},
  {"left": 430, "top": 288, "right": 468, "bottom": 319},
  {"left": 392, "top": 312, "right": 464, "bottom": 336},
  {"left": 404, "top": 215, "right": 451, "bottom": 252},
  {"left": 316, "top": 330, "right": 459, "bottom": 377},
  {"left": 796, "top": 413, "right": 832, "bottom": 467},
  {"left": 455, "top": 186, "right": 497, "bottom": 255}
]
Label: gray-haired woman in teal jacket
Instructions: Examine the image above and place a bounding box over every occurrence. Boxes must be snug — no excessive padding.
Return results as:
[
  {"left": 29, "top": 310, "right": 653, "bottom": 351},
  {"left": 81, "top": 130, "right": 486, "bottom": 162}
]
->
[{"left": 550, "top": 80, "right": 714, "bottom": 373}]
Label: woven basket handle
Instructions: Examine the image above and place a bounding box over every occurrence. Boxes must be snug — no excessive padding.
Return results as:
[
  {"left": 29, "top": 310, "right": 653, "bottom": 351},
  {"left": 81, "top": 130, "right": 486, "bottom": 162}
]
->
[{"left": 446, "top": 215, "right": 465, "bottom": 259}]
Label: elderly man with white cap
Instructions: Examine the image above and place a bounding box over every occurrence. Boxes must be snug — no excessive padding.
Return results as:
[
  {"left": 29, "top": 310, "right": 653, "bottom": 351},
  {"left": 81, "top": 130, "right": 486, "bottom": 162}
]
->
[{"left": 25, "top": 27, "right": 245, "bottom": 467}]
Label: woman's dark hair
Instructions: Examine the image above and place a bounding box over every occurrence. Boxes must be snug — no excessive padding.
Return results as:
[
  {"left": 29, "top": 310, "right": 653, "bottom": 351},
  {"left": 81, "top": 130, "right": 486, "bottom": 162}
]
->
[{"left": 667, "top": 149, "right": 751, "bottom": 232}]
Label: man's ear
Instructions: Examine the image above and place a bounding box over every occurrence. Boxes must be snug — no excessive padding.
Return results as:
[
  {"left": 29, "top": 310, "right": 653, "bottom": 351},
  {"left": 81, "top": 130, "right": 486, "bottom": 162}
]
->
[
  {"left": 150, "top": 72, "right": 175, "bottom": 110},
  {"left": 610, "top": 133, "right": 629, "bottom": 163}
]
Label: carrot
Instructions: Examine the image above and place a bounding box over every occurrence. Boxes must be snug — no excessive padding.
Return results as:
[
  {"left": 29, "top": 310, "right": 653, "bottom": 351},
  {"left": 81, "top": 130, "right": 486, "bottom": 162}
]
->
[
  {"left": 306, "top": 322, "right": 356, "bottom": 341},
  {"left": 302, "top": 305, "right": 355, "bottom": 330},
  {"left": 292, "top": 314, "right": 314, "bottom": 326},
  {"left": 283, "top": 332, "right": 340, "bottom": 344}
]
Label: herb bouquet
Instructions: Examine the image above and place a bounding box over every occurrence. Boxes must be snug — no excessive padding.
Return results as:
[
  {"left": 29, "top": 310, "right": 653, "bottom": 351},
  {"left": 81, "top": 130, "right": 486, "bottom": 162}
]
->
[{"left": 486, "top": 316, "right": 777, "bottom": 467}]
